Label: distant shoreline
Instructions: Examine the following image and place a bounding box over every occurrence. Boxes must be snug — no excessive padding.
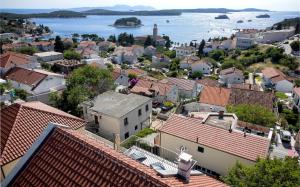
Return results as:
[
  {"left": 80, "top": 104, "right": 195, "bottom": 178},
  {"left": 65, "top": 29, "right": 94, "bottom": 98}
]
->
[{"left": 0, "top": 8, "right": 272, "bottom": 19}]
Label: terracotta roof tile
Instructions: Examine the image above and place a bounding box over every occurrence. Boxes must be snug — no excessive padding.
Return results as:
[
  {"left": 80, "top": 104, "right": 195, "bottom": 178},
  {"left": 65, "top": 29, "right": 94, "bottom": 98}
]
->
[
  {"left": 0, "top": 101, "right": 86, "bottom": 165},
  {"left": 229, "top": 88, "right": 275, "bottom": 110},
  {"left": 131, "top": 79, "right": 173, "bottom": 96},
  {"left": 230, "top": 83, "right": 260, "bottom": 91},
  {"left": 196, "top": 78, "right": 219, "bottom": 87},
  {"left": 162, "top": 77, "right": 196, "bottom": 91},
  {"left": 261, "top": 67, "right": 286, "bottom": 83},
  {"left": 159, "top": 115, "right": 270, "bottom": 161},
  {"left": 5, "top": 67, "right": 47, "bottom": 87},
  {"left": 9, "top": 127, "right": 226, "bottom": 187},
  {"left": 199, "top": 86, "right": 231, "bottom": 107},
  {"left": 220, "top": 67, "right": 243, "bottom": 76},
  {"left": 0, "top": 52, "right": 33, "bottom": 68}
]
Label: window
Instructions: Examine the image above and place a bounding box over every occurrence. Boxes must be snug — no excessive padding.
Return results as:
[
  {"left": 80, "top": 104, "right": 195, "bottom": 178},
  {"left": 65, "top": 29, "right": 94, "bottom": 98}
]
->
[
  {"left": 135, "top": 125, "right": 138, "bottom": 130},
  {"left": 124, "top": 132, "right": 129, "bottom": 139},
  {"left": 124, "top": 118, "right": 128, "bottom": 126},
  {"left": 138, "top": 109, "right": 142, "bottom": 116},
  {"left": 94, "top": 115, "right": 99, "bottom": 124},
  {"left": 146, "top": 105, "right": 149, "bottom": 112},
  {"left": 198, "top": 146, "right": 204, "bottom": 153}
]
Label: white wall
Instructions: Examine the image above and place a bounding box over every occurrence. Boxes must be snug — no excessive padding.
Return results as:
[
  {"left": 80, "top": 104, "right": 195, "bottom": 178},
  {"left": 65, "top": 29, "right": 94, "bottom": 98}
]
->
[
  {"left": 275, "top": 80, "right": 294, "bottom": 93},
  {"left": 191, "top": 63, "right": 211, "bottom": 74},
  {"left": 34, "top": 76, "right": 65, "bottom": 94},
  {"left": 159, "top": 132, "right": 256, "bottom": 176}
]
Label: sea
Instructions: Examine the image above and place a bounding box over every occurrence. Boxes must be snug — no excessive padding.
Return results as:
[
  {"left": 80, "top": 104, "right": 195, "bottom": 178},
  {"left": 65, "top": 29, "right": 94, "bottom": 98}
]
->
[{"left": 31, "top": 11, "right": 300, "bottom": 43}]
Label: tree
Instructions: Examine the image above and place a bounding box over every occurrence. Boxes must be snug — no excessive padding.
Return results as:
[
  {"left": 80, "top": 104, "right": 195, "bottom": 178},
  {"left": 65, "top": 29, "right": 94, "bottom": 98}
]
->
[
  {"left": 290, "top": 41, "right": 300, "bottom": 52},
  {"left": 295, "top": 79, "right": 300, "bottom": 87},
  {"left": 144, "top": 35, "right": 153, "bottom": 47},
  {"left": 169, "top": 58, "right": 180, "bottom": 71},
  {"left": 163, "top": 50, "right": 176, "bottom": 59},
  {"left": 107, "top": 35, "right": 116, "bottom": 43},
  {"left": 15, "top": 46, "right": 38, "bottom": 55},
  {"left": 198, "top": 39, "right": 205, "bottom": 56},
  {"left": 208, "top": 49, "right": 225, "bottom": 61},
  {"left": 191, "top": 71, "right": 203, "bottom": 79},
  {"left": 222, "top": 157, "right": 300, "bottom": 187},
  {"left": 163, "top": 35, "right": 171, "bottom": 49},
  {"left": 50, "top": 66, "right": 113, "bottom": 115},
  {"left": 63, "top": 50, "right": 81, "bottom": 60},
  {"left": 221, "top": 59, "right": 244, "bottom": 70},
  {"left": 265, "top": 47, "right": 284, "bottom": 63},
  {"left": 14, "top": 88, "right": 28, "bottom": 100},
  {"left": 54, "top": 36, "right": 64, "bottom": 52},
  {"left": 226, "top": 104, "right": 277, "bottom": 127}
]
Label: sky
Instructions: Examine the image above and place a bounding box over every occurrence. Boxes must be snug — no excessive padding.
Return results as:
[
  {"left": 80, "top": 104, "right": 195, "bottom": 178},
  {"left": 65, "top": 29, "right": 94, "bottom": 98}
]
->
[{"left": 1, "top": 0, "right": 300, "bottom": 11}]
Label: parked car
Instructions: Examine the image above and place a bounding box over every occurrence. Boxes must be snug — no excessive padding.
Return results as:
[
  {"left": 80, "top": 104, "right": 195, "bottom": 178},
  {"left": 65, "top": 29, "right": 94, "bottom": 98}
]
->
[
  {"left": 280, "top": 130, "right": 291, "bottom": 142},
  {"left": 152, "top": 101, "right": 161, "bottom": 108}
]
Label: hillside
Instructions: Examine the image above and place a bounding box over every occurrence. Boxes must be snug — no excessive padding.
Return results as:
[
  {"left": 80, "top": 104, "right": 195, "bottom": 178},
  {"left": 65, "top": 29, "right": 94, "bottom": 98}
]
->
[
  {"left": 271, "top": 17, "right": 300, "bottom": 33},
  {"left": 0, "top": 10, "right": 86, "bottom": 19}
]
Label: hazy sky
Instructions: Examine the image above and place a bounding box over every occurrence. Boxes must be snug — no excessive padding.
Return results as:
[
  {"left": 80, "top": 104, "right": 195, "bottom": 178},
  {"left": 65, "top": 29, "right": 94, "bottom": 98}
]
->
[{"left": 1, "top": 0, "right": 300, "bottom": 11}]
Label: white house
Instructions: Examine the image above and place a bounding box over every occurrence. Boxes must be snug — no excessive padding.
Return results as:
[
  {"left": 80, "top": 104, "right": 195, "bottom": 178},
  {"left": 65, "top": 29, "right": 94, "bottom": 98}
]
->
[
  {"left": 174, "top": 45, "right": 196, "bottom": 58},
  {"left": 5, "top": 67, "right": 65, "bottom": 103},
  {"left": 293, "top": 87, "right": 300, "bottom": 112},
  {"left": 158, "top": 114, "right": 271, "bottom": 176},
  {"left": 0, "top": 52, "right": 39, "bottom": 77},
  {"left": 77, "top": 41, "right": 99, "bottom": 51},
  {"left": 34, "top": 51, "right": 64, "bottom": 63},
  {"left": 219, "top": 67, "right": 244, "bottom": 86},
  {"left": 112, "top": 45, "right": 144, "bottom": 64},
  {"left": 261, "top": 67, "right": 294, "bottom": 93},
  {"left": 144, "top": 45, "right": 156, "bottom": 57},
  {"left": 131, "top": 79, "right": 179, "bottom": 103},
  {"left": 113, "top": 68, "right": 147, "bottom": 87},
  {"left": 191, "top": 60, "right": 213, "bottom": 75},
  {"left": 179, "top": 55, "right": 200, "bottom": 69},
  {"left": 236, "top": 37, "right": 256, "bottom": 49},
  {"left": 81, "top": 91, "right": 152, "bottom": 141},
  {"left": 258, "top": 28, "right": 295, "bottom": 44},
  {"left": 160, "top": 77, "right": 200, "bottom": 99},
  {"left": 234, "top": 29, "right": 259, "bottom": 49}
]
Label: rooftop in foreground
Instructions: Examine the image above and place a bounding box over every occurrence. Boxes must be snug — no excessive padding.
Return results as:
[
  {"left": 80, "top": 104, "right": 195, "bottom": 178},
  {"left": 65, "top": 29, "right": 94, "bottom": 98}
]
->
[{"left": 2, "top": 125, "right": 227, "bottom": 187}]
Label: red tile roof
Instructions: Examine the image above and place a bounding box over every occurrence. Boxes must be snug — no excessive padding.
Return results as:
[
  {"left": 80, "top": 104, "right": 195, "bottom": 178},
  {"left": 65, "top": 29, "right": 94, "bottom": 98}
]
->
[
  {"left": 0, "top": 101, "right": 85, "bottom": 166},
  {"left": 261, "top": 67, "right": 286, "bottom": 83},
  {"left": 8, "top": 127, "right": 227, "bottom": 187},
  {"left": 294, "top": 87, "right": 300, "bottom": 96},
  {"left": 5, "top": 67, "right": 47, "bottom": 87},
  {"left": 162, "top": 77, "right": 196, "bottom": 91},
  {"left": 220, "top": 67, "right": 243, "bottom": 76},
  {"left": 196, "top": 78, "right": 219, "bottom": 87},
  {"left": 229, "top": 88, "right": 275, "bottom": 110},
  {"left": 159, "top": 115, "right": 270, "bottom": 161},
  {"left": 199, "top": 86, "right": 231, "bottom": 107},
  {"left": 0, "top": 52, "right": 33, "bottom": 69},
  {"left": 131, "top": 79, "right": 173, "bottom": 96},
  {"left": 127, "top": 68, "right": 146, "bottom": 76},
  {"left": 230, "top": 83, "right": 260, "bottom": 91}
]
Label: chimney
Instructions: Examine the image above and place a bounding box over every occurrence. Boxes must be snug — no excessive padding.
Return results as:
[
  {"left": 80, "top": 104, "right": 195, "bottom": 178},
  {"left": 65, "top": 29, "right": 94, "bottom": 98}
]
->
[
  {"left": 218, "top": 111, "right": 224, "bottom": 120},
  {"left": 177, "top": 152, "right": 194, "bottom": 183},
  {"left": 113, "top": 133, "right": 120, "bottom": 151}
]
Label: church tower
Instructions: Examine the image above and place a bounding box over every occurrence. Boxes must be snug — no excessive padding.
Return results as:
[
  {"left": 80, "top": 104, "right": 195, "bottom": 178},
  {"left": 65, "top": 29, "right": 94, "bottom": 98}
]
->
[{"left": 153, "top": 24, "right": 158, "bottom": 41}]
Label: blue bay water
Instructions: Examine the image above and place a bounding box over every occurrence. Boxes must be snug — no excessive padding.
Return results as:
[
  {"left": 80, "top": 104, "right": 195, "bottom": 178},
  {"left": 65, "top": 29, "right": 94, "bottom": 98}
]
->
[{"left": 32, "top": 12, "right": 300, "bottom": 43}]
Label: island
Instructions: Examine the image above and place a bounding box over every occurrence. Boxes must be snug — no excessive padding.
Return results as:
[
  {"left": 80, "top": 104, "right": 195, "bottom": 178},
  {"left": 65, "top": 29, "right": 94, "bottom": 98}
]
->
[
  {"left": 256, "top": 14, "right": 270, "bottom": 18},
  {"left": 215, "top": 15, "right": 229, "bottom": 19},
  {"left": 111, "top": 17, "right": 143, "bottom": 28}
]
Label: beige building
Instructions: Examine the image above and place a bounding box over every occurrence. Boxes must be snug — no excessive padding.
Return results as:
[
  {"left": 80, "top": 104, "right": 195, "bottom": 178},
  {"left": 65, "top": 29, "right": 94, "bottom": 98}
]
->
[
  {"left": 157, "top": 113, "right": 272, "bottom": 176},
  {"left": 81, "top": 91, "right": 152, "bottom": 141}
]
